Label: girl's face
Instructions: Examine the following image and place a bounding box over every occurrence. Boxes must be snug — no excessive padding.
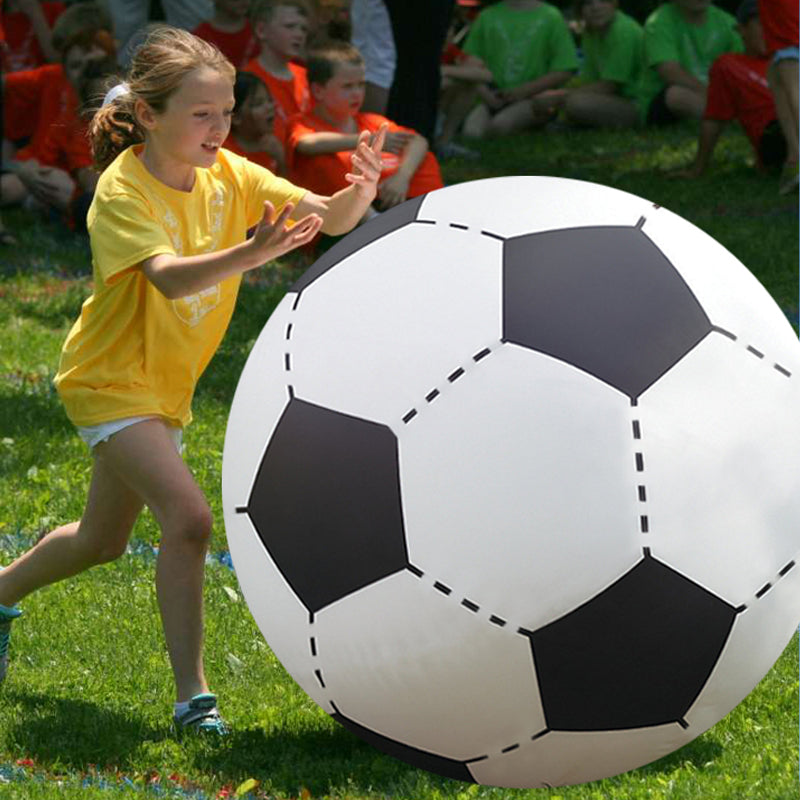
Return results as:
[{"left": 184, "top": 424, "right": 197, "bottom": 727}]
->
[
  {"left": 739, "top": 17, "right": 767, "bottom": 57},
  {"left": 581, "top": 0, "right": 616, "bottom": 31},
  {"left": 312, "top": 62, "right": 366, "bottom": 121},
  {"left": 256, "top": 6, "right": 309, "bottom": 60},
  {"left": 233, "top": 81, "right": 275, "bottom": 134},
  {"left": 139, "top": 66, "right": 235, "bottom": 170}
]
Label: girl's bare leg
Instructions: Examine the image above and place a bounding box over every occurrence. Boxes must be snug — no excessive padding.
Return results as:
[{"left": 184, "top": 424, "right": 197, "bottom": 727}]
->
[
  {"left": 0, "top": 451, "right": 144, "bottom": 607},
  {"left": 96, "top": 420, "right": 213, "bottom": 703}
]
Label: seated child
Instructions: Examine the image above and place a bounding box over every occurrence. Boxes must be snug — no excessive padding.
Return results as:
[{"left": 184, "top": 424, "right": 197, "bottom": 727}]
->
[
  {"left": 287, "top": 40, "right": 443, "bottom": 216},
  {"left": 223, "top": 70, "right": 287, "bottom": 174},
  {"left": 244, "top": 0, "right": 311, "bottom": 140},
  {"left": 2, "top": 2, "right": 115, "bottom": 221},
  {"left": 678, "top": 0, "right": 784, "bottom": 177},
  {"left": 636, "top": 0, "right": 743, "bottom": 125},
  {"left": 534, "top": 0, "right": 643, "bottom": 128},
  {"left": 192, "top": 0, "right": 259, "bottom": 69},
  {"left": 1, "top": 0, "right": 65, "bottom": 72},
  {"left": 441, "top": 0, "right": 579, "bottom": 139}
]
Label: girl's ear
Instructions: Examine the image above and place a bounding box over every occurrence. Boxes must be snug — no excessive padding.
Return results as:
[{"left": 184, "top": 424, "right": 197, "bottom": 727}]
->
[{"left": 134, "top": 98, "right": 158, "bottom": 130}]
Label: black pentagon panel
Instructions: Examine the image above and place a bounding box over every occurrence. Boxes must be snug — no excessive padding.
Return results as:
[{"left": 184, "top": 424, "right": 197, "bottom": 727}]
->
[
  {"left": 529, "top": 555, "right": 736, "bottom": 731},
  {"left": 331, "top": 710, "right": 477, "bottom": 783},
  {"left": 290, "top": 195, "right": 427, "bottom": 293},
  {"left": 503, "top": 226, "right": 712, "bottom": 398},
  {"left": 246, "top": 398, "right": 409, "bottom": 613}
]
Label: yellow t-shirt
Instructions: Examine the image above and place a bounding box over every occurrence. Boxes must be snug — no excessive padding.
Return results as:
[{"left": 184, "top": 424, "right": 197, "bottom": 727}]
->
[{"left": 54, "top": 144, "right": 307, "bottom": 428}]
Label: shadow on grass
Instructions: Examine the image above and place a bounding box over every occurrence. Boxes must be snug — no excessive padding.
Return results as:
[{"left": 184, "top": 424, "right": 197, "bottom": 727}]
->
[
  {"left": 3, "top": 688, "right": 163, "bottom": 769},
  {"left": 187, "top": 722, "right": 460, "bottom": 796}
]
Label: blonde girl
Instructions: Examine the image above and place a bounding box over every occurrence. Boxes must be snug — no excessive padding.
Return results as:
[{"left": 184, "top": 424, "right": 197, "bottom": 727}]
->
[{"left": 0, "top": 24, "right": 387, "bottom": 735}]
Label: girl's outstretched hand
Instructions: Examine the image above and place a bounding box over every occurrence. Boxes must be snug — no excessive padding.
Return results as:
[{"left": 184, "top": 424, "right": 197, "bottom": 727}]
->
[
  {"left": 345, "top": 123, "right": 388, "bottom": 199},
  {"left": 248, "top": 201, "right": 323, "bottom": 263}
]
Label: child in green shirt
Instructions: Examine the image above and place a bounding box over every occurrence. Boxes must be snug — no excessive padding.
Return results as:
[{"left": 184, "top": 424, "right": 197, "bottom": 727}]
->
[
  {"left": 636, "top": 0, "right": 743, "bottom": 125},
  {"left": 440, "top": 0, "right": 578, "bottom": 138},
  {"left": 531, "top": 0, "right": 643, "bottom": 128}
]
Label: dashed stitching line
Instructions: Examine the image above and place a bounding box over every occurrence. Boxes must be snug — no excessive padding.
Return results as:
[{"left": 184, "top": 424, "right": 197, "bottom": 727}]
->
[
  {"left": 712, "top": 326, "right": 792, "bottom": 377},
  {"left": 402, "top": 345, "right": 498, "bottom": 426},
  {"left": 738, "top": 559, "right": 796, "bottom": 612}
]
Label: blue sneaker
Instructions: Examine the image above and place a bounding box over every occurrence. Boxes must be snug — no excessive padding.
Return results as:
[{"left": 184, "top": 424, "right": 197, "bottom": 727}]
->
[
  {"left": 173, "top": 693, "right": 229, "bottom": 736},
  {"left": 0, "top": 603, "right": 22, "bottom": 686}
]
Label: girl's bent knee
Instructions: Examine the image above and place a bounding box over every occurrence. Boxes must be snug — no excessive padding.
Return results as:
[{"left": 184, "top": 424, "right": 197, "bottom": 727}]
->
[{"left": 166, "top": 504, "right": 214, "bottom": 549}]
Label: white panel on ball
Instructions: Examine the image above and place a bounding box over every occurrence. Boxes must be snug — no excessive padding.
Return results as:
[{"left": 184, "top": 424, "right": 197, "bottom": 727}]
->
[
  {"left": 286, "top": 222, "right": 502, "bottom": 427},
  {"left": 639, "top": 332, "right": 800, "bottom": 604},
  {"left": 417, "top": 176, "right": 650, "bottom": 239},
  {"left": 399, "top": 342, "right": 641, "bottom": 630},
  {"left": 467, "top": 725, "right": 693, "bottom": 788},
  {"left": 685, "top": 558, "right": 800, "bottom": 733},
  {"left": 641, "top": 209, "right": 800, "bottom": 366},
  {"left": 315, "top": 570, "right": 545, "bottom": 760}
]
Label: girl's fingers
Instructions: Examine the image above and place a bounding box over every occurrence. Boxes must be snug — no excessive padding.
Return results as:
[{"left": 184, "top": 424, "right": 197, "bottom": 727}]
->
[
  {"left": 262, "top": 200, "right": 275, "bottom": 223},
  {"left": 372, "top": 123, "right": 389, "bottom": 154}
]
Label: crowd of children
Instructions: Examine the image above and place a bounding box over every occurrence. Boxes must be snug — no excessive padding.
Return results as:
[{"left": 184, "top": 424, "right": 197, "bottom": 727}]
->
[{"left": 0, "top": 0, "right": 797, "bottom": 245}]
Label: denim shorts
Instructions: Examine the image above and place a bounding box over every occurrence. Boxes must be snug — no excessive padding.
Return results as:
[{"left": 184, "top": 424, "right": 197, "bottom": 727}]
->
[
  {"left": 76, "top": 416, "right": 183, "bottom": 453},
  {"left": 773, "top": 46, "right": 799, "bottom": 65}
]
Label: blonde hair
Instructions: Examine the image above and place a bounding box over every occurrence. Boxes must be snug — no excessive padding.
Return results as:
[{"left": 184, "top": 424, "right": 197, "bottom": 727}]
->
[{"left": 89, "top": 25, "right": 235, "bottom": 172}]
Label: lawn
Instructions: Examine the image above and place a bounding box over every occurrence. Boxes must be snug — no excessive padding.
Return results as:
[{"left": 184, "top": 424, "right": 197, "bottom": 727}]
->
[{"left": 0, "top": 122, "right": 797, "bottom": 799}]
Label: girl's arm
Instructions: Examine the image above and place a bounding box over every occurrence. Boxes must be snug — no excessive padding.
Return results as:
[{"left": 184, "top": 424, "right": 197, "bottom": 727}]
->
[
  {"left": 142, "top": 202, "right": 323, "bottom": 299},
  {"left": 293, "top": 125, "right": 388, "bottom": 236}
]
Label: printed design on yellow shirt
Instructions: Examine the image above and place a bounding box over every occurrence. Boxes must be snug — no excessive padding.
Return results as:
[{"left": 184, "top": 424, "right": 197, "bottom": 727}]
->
[{"left": 158, "top": 187, "right": 226, "bottom": 328}]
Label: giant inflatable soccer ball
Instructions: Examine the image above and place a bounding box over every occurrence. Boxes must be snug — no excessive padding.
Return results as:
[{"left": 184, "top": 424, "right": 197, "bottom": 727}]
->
[{"left": 222, "top": 177, "right": 800, "bottom": 788}]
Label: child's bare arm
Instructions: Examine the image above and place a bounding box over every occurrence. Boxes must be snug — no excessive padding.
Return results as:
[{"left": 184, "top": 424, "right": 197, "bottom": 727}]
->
[
  {"left": 501, "top": 71, "right": 574, "bottom": 103},
  {"left": 295, "top": 131, "right": 362, "bottom": 156},
  {"left": 656, "top": 61, "right": 706, "bottom": 94},
  {"left": 442, "top": 55, "right": 494, "bottom": 84},
  {"left": 141, "top": 202, "right": 323, "bottom": 299}
]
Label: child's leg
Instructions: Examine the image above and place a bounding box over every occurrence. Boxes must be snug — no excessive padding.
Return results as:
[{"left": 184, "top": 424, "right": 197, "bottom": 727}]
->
[
  {"left": 769, "top": 58, "right": 799, "bottom": 165},
  {"left": 486, "top": 100, "right": 550, "bottom": 137},
  {"left": 564, "top": 91, "right": 639, "bottom": 129},
  {"left": 436, "top": 81, "right": 479, "bottom": 148},
  {"left": 0, "top": 451, "right": 144, "bottom": 608},
  {"left": 462, "top": 103, "right": 492, "bottom": 139},
  {"left": 94, "top": 419, "right": 214, "bottom": 703},
  {"left": 0, "top": 174, "right": 27, "bottom": 208}
]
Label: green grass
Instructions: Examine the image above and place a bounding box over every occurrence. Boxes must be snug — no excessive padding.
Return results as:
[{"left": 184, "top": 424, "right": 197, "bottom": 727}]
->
[{"left": 0, "top": 123, "right": 797, "bottom": 799}]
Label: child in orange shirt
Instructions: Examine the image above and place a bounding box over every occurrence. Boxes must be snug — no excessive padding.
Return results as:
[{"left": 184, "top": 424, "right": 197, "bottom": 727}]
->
[
  {"left": 1, "top": 0, "right": 64, "bottom": 72},
  {"left": 223, "top": 70, "right": 287, "bottom": 174},
  {"left": 192, "top": 0, "right": 259, "bottom": 68},
  {"left": 243, "top": 0, "right": 311, "bottom": 140},
  {"left": 2, "top": 2, "right": 114, "bottom": 220},
  {"left": 287, "top": 40, "right": 443, "bottom": 216}
]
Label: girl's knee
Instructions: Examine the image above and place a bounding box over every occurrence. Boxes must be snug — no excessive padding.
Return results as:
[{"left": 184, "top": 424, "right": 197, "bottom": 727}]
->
[{"left": 166, "top": 502, "right": 214, "bottom": 549}]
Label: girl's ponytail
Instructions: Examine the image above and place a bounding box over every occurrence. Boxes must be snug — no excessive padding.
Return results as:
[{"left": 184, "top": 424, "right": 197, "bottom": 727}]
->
[{"left": 89, "top": 92, "right": 144, "bottom": 173}]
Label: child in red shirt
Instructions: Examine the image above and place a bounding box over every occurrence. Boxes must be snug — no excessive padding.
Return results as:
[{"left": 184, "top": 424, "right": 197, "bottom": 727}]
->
[
  {"left": 679, "top": 0, "right": 783, "bottom": 177},
  {"left": 223, "top": 69, "right": 287, "bottom": 174},
  {"left": 192, "top": 0, "right": 258, "bottom": 68},
  {"left": 1, "top": 0, "right": 65, "bottom": 72},
  {"left": 244, "top": 0, "right": 311, "bottom": 142},
  {"left": 2, "top": 3, "right": 115, "bottom": 222},
  {"left": 287, "top": 40, "right": 443, "bottom": 216}
]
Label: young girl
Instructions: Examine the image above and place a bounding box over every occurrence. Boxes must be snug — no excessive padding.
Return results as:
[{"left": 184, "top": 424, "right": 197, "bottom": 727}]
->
[
  {"left": 0, "top": 24, "right": 387, "bottom": 735},
  {"left": 224, "top": 69, "right": 287, "bottom": 175}
]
